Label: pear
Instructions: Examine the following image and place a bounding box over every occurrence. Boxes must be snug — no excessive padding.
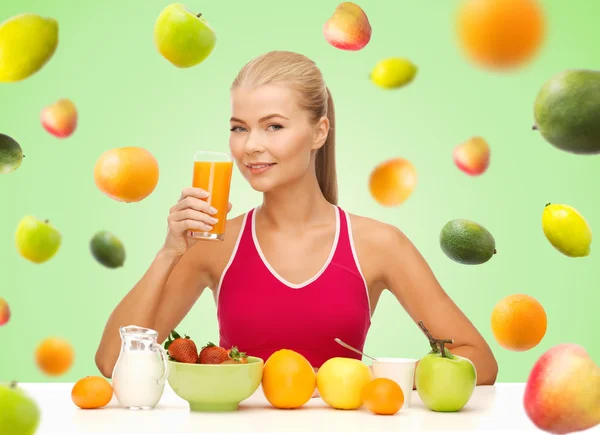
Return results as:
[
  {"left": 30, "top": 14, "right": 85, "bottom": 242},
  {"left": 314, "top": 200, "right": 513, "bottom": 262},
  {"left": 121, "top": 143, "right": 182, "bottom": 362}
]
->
[
  {"left": 0, "top": 13, "right": 58, "bottom": 82},
  {"left": 41, "top": 99, "right": 78, "bottom": 138},
  {"left": 524, "top": 343, "right": 600, "bottom": 434},
  {"left": 323, "top": 2, "right": 371, "bottom": 51},
  {"left": 154, "top": 4, "right": 216, "bottom": 68}
]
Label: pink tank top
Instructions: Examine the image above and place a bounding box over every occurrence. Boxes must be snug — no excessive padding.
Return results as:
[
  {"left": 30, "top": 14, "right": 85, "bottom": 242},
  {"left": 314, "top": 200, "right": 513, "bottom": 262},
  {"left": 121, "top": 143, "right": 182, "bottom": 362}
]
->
[{"left": 217, "top": 205, "right": 372, "bottom": 368}]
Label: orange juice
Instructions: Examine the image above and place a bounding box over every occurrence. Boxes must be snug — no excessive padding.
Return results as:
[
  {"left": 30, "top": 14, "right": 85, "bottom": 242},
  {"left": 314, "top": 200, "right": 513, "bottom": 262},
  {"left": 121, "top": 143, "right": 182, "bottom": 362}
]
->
[{"left": 190, "top": 153, "right": 233, "bottom": 240}]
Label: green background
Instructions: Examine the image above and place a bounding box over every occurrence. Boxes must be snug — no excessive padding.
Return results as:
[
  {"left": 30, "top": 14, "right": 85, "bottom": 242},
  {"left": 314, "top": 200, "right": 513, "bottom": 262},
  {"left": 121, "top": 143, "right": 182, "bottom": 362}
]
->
[{"left": 1, "top": 0, "right": 598, "bottom": 382}]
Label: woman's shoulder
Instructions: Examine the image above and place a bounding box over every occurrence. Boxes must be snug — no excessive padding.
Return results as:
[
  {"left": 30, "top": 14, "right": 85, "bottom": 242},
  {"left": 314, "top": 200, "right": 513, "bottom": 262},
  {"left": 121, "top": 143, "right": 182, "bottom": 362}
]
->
[{"left": 345, "top": 210, "right": 409, "bottom": 251}]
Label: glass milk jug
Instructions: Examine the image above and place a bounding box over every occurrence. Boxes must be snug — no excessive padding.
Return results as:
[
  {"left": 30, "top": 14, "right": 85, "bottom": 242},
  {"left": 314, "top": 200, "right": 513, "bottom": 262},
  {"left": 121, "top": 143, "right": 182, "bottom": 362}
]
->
[{"left": 111, "top": 325, "right": 169, "bottom": 410}]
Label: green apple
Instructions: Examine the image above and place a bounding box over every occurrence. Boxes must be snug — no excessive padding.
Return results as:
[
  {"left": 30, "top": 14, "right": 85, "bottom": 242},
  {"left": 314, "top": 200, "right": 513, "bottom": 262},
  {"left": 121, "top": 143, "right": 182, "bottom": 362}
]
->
[
  {"left": 0, "top": 381, "right": 41, "bottom": 435},
  {"left": 15, "top": 216, "right": 62, "bottom": 264},
  {"left": 153, "top": 3, "right": 216, "bottom": 68},
  {"left": 415, "top": 321, "right": 477, "bottom": 412}
]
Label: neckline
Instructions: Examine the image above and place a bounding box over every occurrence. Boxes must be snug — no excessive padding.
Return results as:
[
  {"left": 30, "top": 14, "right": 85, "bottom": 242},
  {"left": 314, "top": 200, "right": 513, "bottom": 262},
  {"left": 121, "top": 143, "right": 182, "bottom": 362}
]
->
[{"left": 251, "top": 204, "right": 341, "bottom": 289}]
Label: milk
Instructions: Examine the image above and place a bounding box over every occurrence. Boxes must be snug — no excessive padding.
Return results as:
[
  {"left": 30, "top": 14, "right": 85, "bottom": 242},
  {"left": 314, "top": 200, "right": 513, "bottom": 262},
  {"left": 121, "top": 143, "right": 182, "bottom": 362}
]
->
[{"left": 112, "top": 350, "right": 167, "bottom": 409}]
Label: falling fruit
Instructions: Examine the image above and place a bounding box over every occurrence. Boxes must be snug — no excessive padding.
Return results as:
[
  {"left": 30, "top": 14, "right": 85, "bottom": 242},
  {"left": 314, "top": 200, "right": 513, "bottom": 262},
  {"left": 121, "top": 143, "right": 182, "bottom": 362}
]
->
[
  {"left": 542, "top": 203, "right": 592, "bottom": 258},
  {"left": 323, "top": 2, "right": 372, "bottom": 51},
  {"left": 370, "top": 58, "right": 417, "bottom": 89},
  {"left": 261, "top": 349, "right": 316, "bottom": 409},
  {"left": 35, "top": 337, "right": 74, "bottom": 376},
  {"left": 533, "top": 69, "right": 600, "bottom": 155},
  {"left": 0, "top": 133, "right": 24, "bottom": 174},
  {"left": 453, "top": 136, "right": 490, "bottom": 176},
  {"left": 524, "top": 343, "right": 600, "bottom": 435},
  {"left": 439, "top": 219, "right": 496, "bottom": 265},
  {"left": 317, "top": 357, "right": 374, "bottom": 410},
  {"left": 71, "top": 376, "right": 113, "bottom": 409},
  {"left": 15, "top": 216, "right": 62, "bottom": 264},
  {"left": 90, "top": 230, "right": 126, "bottom": 268},
  {"left": 491, "top": 294, "right": 547, "bottom": 352},
  {"left": 361, "top": 378, "right": 404, "bottom": 415},
  {"left": 369, "top": 158, "right": 417, "bottom": 206},
  {"left": 94, "top": 147, "right": 160, "bottom": 203},
  {"left": 0, "top": 13, "right": 59, "bottom": 82},
  {"left": 41, "top": 98, "right": 77, "bottom": 138},
  {"left": 0, "top": 381, "right": 41, "bottom": 435},
  {"left": 0, "top": 297, "right": 10, "bottom": 326},
  {"left": 456, "top": 0, "right": 545, "bottom": 71},
  {"left": 154, "top": 3, "right": 217, "bottom": 68}
]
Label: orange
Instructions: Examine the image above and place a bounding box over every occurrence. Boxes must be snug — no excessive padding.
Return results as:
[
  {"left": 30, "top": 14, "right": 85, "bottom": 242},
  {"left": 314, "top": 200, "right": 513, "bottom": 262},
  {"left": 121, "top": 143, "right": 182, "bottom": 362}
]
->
[
  {"left": 261, "top": 349, "right": 316, "bottom": 409},
  {"left": 94, "top": 146, "right": 159, "bottom": 203},
  {"left": 362, "top": 378, "right": 404, "bottom": 415},
  {"left": 369, "top": 158, "right": 417, "bottom": 206},
  {"left": 457, "top": 0, "right": 545, "bottom": 70},
  {"left": 35, "top": 337, "right": 74, "bottom": 376},
  {"left": 491, "top": 294, "right": 547, "bottom": 351},
  {"left": 71, "top": 376, "right": 113, "bottom": 409}
]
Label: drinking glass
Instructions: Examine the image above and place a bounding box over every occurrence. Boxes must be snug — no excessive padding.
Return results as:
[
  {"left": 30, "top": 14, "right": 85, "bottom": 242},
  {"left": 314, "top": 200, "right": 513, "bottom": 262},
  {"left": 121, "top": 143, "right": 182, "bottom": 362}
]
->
[{"left": 190, "top": 151, "right": 233, "bottom": 241}]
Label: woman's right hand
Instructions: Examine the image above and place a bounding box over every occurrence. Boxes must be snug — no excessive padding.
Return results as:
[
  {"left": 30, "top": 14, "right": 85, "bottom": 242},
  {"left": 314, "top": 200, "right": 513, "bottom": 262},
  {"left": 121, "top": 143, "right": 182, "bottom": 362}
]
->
[{"left": 162, "top": 188, "right": 220, "bottom": 258}]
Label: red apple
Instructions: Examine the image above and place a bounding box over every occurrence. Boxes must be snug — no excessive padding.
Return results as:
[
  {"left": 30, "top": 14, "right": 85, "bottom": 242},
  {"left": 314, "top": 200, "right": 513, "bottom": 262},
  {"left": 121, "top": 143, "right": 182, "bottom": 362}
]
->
[
  {"left": 0, "top": 297, "right": 10, "bottom": 326},
  {"left": 453, "top": 136, "right": 490, "bottom": 176},
  {"left": 323, "top": 2, "right": 371, "bottom": 51},
  {"left": 41, "top": 98, "right": 77, "bottom": 138},
  {"left": 524, "top": 343, "right": 600, "bottom": 435}
]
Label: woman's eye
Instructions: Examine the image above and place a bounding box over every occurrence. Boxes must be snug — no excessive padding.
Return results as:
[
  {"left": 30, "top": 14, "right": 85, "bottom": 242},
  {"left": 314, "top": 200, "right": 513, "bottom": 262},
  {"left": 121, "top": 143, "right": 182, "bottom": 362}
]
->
[
  {"left": 230, "top": 126, "right": 246, "bottom": 132},
  {"left": 267, "top": 124, "right": 283, "bottom": 131}
]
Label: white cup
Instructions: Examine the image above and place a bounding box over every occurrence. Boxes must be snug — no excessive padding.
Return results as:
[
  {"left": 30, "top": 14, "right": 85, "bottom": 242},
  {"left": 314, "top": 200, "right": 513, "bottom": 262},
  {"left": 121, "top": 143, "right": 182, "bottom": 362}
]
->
[{"left": 371, "top": 358, "right": 419, "bottom": 408}]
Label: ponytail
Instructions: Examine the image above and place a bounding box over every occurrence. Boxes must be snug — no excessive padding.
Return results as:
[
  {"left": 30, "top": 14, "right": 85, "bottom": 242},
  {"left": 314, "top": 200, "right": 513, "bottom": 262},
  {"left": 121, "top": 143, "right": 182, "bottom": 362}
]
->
[{"left": 315, "top": 87, "right": 338, "bottom": 205}]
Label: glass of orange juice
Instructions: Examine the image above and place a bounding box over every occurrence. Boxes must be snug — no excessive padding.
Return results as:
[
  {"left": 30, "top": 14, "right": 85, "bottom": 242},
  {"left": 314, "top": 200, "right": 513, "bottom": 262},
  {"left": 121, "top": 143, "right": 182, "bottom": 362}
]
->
[{"left": 189, "top": 151, "right": 233, "bottom": 241}]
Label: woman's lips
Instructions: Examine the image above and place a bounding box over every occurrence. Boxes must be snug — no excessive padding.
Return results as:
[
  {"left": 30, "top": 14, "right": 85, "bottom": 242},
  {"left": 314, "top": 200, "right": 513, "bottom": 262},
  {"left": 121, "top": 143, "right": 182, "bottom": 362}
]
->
[{"left": 246, "top": 163, "right": 276, "bottom": 175}]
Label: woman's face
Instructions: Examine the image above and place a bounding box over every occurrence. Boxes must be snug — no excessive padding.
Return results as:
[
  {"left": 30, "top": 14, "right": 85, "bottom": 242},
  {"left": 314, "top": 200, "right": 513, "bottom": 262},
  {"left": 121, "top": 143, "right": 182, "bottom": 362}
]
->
[{"left": 229, "top": 83, "right": 328, "bottom": 193}]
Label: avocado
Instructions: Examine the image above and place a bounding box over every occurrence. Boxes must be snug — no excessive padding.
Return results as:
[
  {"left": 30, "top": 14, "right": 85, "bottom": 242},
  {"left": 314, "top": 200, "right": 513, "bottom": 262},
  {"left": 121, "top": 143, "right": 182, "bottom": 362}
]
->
[
  {"left": 0, "top": 133, "right": 23, "bottom": 174},
  {"left": 533, "top": 69, "right": 600, "bottom": 154},
  {"left": 90, "top": 230, "right": 125, "bottom": 268},
  {"left": 440, "top": 219, "right": 496, "bottom": 265}
]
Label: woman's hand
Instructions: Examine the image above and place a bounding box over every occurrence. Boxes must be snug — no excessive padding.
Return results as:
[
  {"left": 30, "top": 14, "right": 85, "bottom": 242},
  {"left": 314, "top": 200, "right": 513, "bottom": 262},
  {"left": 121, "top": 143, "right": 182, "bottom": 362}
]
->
[{"left": 161, "top": 187, "right": 232, "bottom": 258}]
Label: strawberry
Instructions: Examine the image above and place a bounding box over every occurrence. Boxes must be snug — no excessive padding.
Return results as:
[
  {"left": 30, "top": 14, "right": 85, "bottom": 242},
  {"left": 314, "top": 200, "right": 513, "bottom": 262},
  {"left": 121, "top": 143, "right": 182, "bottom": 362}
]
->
[
  {"left": 228, "top": 346, "right": 248, "bottom": 364},
  {"left": 164, "top": 330, "right": 198, "bottom": 364},
  {"left": 199, "top": 342, "right": 229, "bottom": 364}
]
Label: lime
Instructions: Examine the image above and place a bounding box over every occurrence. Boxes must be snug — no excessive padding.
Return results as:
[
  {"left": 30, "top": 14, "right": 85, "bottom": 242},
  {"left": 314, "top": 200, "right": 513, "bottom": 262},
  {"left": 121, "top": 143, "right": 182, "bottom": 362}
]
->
[
  {"left": 0, "top": 134, "right": 23, "bottom": 174},
  {"left": 370, "top": 58, "right": 417, "bottom": 89},
  {"left": 440, "top": 219, "right": 496, "bottom": 265},
  {"left": 90, "top": 230, "right": 126, "bottom": 268},
  {"left": 542, "top": 203, "right": 591, "bottom": 257}
]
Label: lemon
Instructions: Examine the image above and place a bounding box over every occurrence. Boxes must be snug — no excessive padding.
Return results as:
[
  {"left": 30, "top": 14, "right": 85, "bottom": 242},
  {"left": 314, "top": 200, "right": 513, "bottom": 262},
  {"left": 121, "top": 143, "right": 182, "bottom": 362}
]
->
[
  {"left": 316, "top": 357, "right": 373, "bottom": 410},
  {"left": 0, "top": 13, "right": 59, "bottom": 82},
  {"left": 542, "top": 203, "right": 592, "bottom": 257},
  {"left": 370, "top": 57, "right": 417, "bottom": 89}
]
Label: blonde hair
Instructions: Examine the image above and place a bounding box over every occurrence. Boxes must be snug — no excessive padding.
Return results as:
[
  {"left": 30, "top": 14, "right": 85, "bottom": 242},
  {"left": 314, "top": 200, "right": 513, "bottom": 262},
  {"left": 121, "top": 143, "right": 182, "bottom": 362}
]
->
[{"left": 231, "top": 50, "right": 338, "bottom": 205}]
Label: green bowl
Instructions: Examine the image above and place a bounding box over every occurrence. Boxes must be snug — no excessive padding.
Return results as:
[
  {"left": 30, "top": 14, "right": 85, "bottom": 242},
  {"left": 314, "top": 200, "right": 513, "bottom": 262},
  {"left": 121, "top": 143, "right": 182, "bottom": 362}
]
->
[{"left": 167, "top": 356, "right": 264, "bottom": 412}]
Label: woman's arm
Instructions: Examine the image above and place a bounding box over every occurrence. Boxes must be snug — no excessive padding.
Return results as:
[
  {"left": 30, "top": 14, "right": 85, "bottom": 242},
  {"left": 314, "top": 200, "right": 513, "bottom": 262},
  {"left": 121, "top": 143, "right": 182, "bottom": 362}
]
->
[
  {"left": 94, "top": 246, "right": 210, "bottom": 378},
  {"left": 376, "top": 223, "right": 498, "bottom": 386}
]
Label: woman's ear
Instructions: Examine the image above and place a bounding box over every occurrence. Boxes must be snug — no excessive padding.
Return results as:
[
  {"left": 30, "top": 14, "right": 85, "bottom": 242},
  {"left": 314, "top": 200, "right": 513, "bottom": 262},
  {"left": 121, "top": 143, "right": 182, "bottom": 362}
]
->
[{"left": 312, "top": 116, "right": 330, "bottom": 151}]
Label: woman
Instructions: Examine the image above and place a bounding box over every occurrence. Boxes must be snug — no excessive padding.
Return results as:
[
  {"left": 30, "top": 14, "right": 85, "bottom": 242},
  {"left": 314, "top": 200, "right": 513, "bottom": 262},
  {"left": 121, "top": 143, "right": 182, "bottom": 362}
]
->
[{"left": 95, "top": 50, "right": 498, "bottom": 386}]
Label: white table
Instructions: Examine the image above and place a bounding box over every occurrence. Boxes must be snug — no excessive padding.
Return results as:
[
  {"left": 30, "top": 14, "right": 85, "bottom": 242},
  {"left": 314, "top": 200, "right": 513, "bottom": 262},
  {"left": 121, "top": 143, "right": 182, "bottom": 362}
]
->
[{"left": 21, "top": 382, "right": 598, "bottom": 434}]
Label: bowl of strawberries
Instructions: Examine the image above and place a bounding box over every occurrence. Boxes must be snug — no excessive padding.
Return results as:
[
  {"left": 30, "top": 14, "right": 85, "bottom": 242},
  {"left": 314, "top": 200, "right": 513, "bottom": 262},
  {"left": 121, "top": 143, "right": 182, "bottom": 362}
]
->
[{"left": 163, "top": 331, "right": 263, "bottom": 412}]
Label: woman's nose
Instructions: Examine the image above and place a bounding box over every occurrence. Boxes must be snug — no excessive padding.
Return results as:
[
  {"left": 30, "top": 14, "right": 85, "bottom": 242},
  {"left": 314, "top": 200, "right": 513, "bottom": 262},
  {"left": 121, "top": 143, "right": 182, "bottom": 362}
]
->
[{"left": 244, "top": 134, "right": 265, "bottom": 154}]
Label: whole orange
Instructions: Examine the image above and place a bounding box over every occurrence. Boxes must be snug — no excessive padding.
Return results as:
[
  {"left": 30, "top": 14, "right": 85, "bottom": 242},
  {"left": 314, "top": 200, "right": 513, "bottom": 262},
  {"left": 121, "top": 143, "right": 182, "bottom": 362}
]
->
[
  {"left": 457, "top": 0, "right": 545, "bottom": 70},
  {"left": 261, "top": 349, "right": 316, "bottom": 409},
  {"left": 35, "top": 337, "right": 74, "bottom": 376},
  {"left": 94, "top": 146, "right": 159, "bottom": 203},
  {"left": 369, "top": 158, "right": 417, "bottom": 206},
  {"left": 361, "top": 378, "right": 404, "bottom": 415},
  {"left": 491, "top": 294, "right": 547, "bottom": 351},
  {"left": 71, "top": 376, "right": 113, "bottom": 409}
]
